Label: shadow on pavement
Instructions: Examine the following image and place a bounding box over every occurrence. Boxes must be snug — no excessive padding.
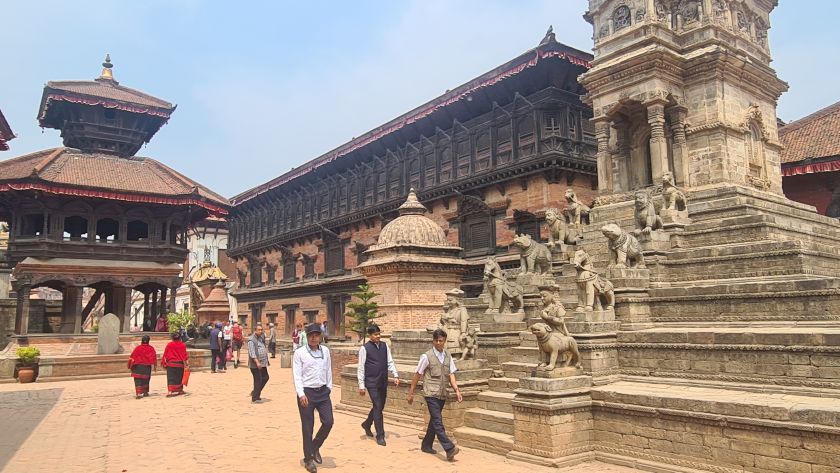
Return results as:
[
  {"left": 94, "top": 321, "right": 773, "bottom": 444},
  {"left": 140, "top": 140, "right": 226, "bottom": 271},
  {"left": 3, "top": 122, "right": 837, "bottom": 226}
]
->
[{"left": 0, "top": 388, "right": 63, "bottom": 470}]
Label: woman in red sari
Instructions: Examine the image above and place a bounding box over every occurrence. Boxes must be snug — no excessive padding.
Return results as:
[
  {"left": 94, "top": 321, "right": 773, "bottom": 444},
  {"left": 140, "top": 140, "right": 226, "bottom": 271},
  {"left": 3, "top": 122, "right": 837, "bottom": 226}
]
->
[
  {"left": 161, "top": 332, "right": 189, "bottom": 396},
  {"left": 128, "top": 335, "right": 157, "bottom": 399}
]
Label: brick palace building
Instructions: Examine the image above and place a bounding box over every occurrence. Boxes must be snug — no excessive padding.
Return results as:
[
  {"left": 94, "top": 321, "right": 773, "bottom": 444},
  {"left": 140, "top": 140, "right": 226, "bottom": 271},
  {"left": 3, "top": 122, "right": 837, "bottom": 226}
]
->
[{"left": 227, "top": 32, "right": 596, "bottom": 339}]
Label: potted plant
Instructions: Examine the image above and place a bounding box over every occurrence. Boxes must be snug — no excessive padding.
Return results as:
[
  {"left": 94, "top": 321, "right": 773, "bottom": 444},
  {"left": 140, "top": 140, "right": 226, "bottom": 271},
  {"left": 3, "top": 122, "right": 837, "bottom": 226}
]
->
[{"left": 16, "top": 347, "right": 41, "bottom": 383}]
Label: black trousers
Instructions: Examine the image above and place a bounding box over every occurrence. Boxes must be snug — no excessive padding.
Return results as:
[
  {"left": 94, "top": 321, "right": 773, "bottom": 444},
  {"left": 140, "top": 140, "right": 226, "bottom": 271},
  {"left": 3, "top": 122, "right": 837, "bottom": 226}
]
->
[
  {"left": 210, "top": 349, "right": 222, "bottom": 372},
  {"left": 422, "top": 396, "right": 454, "bottom": 452},
  {"left": 362, "top": 384, "right": 387, "bottom": 439},
  {"left": 298, "top": 386, "right": 334, "bottom": 461},
  {"left": 219, "top": 340, "right": 229, "bottom": 370},
  {"left": 250, "top": 367, "right": 269, "bottom": 400}
]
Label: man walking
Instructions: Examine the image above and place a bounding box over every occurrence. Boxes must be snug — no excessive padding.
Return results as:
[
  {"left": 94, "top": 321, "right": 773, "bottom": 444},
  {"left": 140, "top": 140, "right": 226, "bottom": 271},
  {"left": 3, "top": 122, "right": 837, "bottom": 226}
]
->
[
  {"left": 209, "top": 322, "right": 223, "bottom": 373},
  {"left": 407, "top": 329, "right": 462, "bottom": 461},
  {"left": 248, "top": 325, "right": 270, "bottom": 403},
  {"left": 232, "top": 321, "right": 244, "bottom": 368},
  {"left": 293, "top": 324, "right": 333, "bottom": 473},
  {"left": 357, "top": 323, "right": 399, "bottom": 446},
  {"left": 268, "top": 323, "right": 277, "bottom": 358}
]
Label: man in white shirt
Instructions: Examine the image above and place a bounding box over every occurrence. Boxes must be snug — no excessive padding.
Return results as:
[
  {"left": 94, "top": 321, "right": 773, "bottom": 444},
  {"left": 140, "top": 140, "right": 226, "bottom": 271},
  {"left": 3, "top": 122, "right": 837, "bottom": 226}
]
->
[
  {"left": 407, "top": 328, "right": 462, "bottom": 461},
  {"left": 292, "top": 324, "right": 333, "bottom": 473},
  {"left": 357, "top": 323, "right": 399, "bottom": 446}
]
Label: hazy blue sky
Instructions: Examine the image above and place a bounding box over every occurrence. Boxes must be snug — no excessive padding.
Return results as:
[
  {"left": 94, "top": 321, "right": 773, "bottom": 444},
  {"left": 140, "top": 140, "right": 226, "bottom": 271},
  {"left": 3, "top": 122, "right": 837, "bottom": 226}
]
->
[{"left": 1, "top": 1, "right": 837, "bottom": 198}]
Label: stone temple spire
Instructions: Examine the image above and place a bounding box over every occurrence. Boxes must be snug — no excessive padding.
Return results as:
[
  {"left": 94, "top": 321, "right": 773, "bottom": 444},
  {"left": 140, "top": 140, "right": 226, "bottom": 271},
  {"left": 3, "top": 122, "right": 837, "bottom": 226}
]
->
[{"left": 397, "top": 188, "right": 428, "bottom": 216}]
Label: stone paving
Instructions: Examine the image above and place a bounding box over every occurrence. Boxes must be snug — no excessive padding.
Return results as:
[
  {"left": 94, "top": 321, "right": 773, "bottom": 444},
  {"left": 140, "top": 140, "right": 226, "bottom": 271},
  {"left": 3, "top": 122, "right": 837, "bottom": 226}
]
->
[{"left": 0, "top": 366, "right": 643, "bottom": 473}]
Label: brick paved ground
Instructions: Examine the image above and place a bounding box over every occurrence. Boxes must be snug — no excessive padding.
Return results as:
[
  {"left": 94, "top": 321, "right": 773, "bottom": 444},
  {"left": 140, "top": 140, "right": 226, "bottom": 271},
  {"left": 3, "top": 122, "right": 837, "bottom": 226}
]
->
[{"left": 0, "top": 365, "right": 642, "bottom": 473}]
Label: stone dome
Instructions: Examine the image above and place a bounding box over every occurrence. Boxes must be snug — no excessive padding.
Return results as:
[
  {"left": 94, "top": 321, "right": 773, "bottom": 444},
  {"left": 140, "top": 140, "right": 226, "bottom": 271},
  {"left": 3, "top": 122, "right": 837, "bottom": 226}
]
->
[{"left": 376, "top": 189, "right": 450, "bottom": 247}]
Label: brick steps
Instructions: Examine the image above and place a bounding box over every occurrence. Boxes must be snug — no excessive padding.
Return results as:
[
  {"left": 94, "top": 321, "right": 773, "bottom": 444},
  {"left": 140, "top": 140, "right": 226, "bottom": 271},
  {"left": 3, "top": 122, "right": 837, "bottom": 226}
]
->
[
  {"left": 477, "top": 390, "right": 516, "bottom": 413},
  {"left": 487, "top": 376, "right": 520, "bottom": 393},
  {"left": 452, "top": 426, "right": 514, "bottom": 456}
]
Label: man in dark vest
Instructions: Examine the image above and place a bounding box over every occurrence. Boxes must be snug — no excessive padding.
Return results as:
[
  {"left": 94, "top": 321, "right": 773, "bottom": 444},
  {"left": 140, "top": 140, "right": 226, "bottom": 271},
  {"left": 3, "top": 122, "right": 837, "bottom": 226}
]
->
[
  {"left": 407, "top": 328, "right": 462, "bottom": 461},
  {"left": 357, "top": 323, "right": 400, "bottom": 446}
]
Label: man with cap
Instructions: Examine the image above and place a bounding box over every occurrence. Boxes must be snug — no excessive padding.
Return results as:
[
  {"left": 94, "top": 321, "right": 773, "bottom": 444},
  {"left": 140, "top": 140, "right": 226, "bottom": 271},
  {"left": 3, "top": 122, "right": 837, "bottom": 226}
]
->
[
  {"left": 357, "top": 323, "right": 399, "bottom": 446},
  {"left": 292, "top": 323, "right": 333, "bottom": 473}
]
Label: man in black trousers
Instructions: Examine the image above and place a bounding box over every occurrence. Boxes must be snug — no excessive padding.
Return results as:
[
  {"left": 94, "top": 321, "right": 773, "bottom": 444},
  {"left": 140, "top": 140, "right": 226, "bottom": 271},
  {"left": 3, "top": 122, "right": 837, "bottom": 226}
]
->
[
  {"left": 357, "top": 323, "right": 400, "bottom": 446},
  {"left": 292, "top": 324, "right": 333, "bottom": 473}
]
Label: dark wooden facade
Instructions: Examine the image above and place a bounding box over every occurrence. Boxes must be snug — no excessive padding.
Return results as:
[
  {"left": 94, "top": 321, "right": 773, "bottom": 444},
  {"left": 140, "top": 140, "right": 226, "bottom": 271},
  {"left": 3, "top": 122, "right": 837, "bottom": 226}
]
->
[{"left": 228, "top": 38, "right": 597, "bottom": 338}]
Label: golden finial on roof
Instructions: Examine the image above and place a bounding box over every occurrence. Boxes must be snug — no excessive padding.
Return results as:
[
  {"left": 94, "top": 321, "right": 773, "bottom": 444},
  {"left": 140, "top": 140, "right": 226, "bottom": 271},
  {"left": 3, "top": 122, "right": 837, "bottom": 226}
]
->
[{"left": 97, "top": 54, "right": 116, "bottom": 83}]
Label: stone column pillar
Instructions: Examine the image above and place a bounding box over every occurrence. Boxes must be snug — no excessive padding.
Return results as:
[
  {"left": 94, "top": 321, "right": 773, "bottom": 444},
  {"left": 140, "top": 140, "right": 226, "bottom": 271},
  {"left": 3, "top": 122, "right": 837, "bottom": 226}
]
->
[
  {"left": 160, "top": 288, "right": 169, "bottom": 316},
  {"left": 151, "top": 290, "right": 159, "bottom": 322},
  {"left": 15, "top": 284, "right": 31, "bottom": 335},
  {"left": 143, "top": 292, "right": 151, "bottom": 329},
  {"left": 612, "top": 120, "right": 631, "bottom": 192},
  {"left": 595, "top": 119, "right": 613, "bottom": 193},
  {"left": 168, "top": 287, "right": 177, "bottom": 316},
  {"left": 71, "top": 286, "right": 85, "bottom": 334},
  {"left": 60, "top": 285, "right": 84, "bottom": 334},
  {"left": 668, "top": 106, "right": 689, "bottom": 186},
  {"left": 647, "top": 102, "right": 669, "bottom": 184}
]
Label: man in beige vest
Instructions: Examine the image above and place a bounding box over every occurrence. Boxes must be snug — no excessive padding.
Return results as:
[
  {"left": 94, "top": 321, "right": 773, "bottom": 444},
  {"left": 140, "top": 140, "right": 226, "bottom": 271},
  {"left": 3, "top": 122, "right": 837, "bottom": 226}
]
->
[{"left": 407, "top": 328, "right": 462, "bottom": 461}]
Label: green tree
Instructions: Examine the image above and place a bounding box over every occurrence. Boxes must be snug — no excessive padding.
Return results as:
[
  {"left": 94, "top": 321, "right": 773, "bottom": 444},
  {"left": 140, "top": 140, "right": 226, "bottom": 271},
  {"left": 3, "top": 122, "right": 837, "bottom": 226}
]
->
[
  {"left": 167, "top": 309, "right": 195, "bottom": 335},
  {"left": 345, "top": 284, "right": 384, "bottom": 343}
]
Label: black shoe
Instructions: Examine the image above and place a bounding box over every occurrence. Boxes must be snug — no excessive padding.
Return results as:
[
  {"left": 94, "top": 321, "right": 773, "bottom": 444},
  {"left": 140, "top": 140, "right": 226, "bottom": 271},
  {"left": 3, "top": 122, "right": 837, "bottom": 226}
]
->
[
  {"left": 313, "top": 449, "right": 323, "bottom": 464},
  {"left": 362, "top": 422, "right": 374, "bottom": 437},
  {"left": 446, "top": 446, "right": 459, "bottom": 461},
  {"left": 376, "top": 437, "right": 386, "bottom": 446},
  {"left": 251, "top": 398, "right": 262, "bottom": 403},
  {"left": 421, "top": 446, "right": 437, "bottom": 455},
  {"left": 303, "top": 459, "right": 317, "bottom": 473}
]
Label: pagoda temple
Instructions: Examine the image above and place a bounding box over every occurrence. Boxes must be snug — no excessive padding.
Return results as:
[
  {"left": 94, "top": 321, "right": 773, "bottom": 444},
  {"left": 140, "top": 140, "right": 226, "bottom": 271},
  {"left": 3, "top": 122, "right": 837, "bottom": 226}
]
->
[{"left": 0, "top": 56, "right": 229, "bottom": 337}]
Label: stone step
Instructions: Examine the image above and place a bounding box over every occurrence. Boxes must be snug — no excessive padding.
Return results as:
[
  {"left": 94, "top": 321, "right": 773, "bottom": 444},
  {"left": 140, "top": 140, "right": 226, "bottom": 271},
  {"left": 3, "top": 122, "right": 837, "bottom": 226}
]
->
[
  {"left": 463, "top": 407, "right": 514, "bottom": 435},
  {"left": 487, "top": 376, "right": 520, "bottom": 393},
  {"left": 501, "top": 361, "right": 538, "bottom": 379},
  {"left": 651, "top": 276, "right": 840, "bottom": 296},
  {"left": 477, "top": 390, "right": 516, "bottom": 413},
  {"left": 452, "top": 426, "right": 514, "bottom": 456}
]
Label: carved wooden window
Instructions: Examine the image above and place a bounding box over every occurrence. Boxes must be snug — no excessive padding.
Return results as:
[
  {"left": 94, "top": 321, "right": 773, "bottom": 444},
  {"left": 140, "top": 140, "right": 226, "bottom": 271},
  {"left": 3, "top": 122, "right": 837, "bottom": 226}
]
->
[
  {"left": 20, "top": 213, "right": 45, "bottom": 237},
  {"left": 304, "top": 310, "right": 318, "bottom": 325},
  {"left": 238, "top": 270, "right": 246, "bottom": 287},
  {"left": 408, "top": 155, "right": 421, "bottom": 191},
  {"left": 319, "top": 190, "right": 329, "bottom": 220},
  {"left": 302, "top": 255, "right": 316, "bottom": 279},
  {"left": 364, "top": 175, "right": 375, "bottom": 206},
  {"left": 376, "top": 167, "right": 387, "bottom": 202},
  {"left": 423, "top": 146, "right": 436, "bottom": 186},
  {"left": 497, "top": 122, "right": 512, "bottom": 165},
  {"left": 284, "top": 306, "right": 297, "bottom": 334},
  {"left": 337, "top": 181, "right": 348, "bottom": 215},
  {"left": 475, "top": 129, "right": 491, "bottom": 172},
  {"left": 543, "top": 111, "right": 562, "bottom": 137},
  {"left": 513, "top": 210, "right": 541, "bottom": 242},
  {"left": 582, "top": 110, "right": 595, "bottom": 142},
  {"left": 388, "top": 157, "right": 402, "bottom": 198},
  {"left": 324, "top": 239, "right": 345, "bottom": 276},
  {"left": 438, "top": 145, "right": 452, "bottom": 183},
  {"left": 349, "top": 179, "right": 359, "bottom": 211},
  {"left": 460, "top": 214, "right": 495, "bottom": 257},
  {"left": 266, "top": 264, "right": 277, "bottom": 284},
  {"left": 517, "top": 115, "right": 535, "bottom": 158},
  {"left": 456, "top": 138, "right": 471, "bottom": 178},
  {"left": 249, "top": 261, "right": 262, "bottom": 288},
  {"left": 283, "top": 256, "right": 297, "bottom": 283},
  {"left": 613, "top": 5, "right": 631, "bottom": 30},
  {"left": 126, "top": 220, "right": 148, "bottom": 241}
]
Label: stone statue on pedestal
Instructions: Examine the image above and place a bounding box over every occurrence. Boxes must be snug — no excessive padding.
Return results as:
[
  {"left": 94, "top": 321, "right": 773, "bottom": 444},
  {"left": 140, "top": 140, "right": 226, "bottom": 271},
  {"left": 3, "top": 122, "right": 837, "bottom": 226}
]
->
[
  {"left": 459, "top": 326, "right": 477, "bottom": 361},
  {"left": 545, "top": 208, "right": 576, "bottom": 246},
  {"left": 511, "top": 234, "right": 552, "bottom": 275},
  {"left": 529, "top": 322, "right": 580, "bottom": 370},
  {"left": 427, "top": 288, "right": 469, "bottom": 347},
  {"left": 572, "top": 249, "right": 615, "bottom": 311},
  {"left": 633, "top": 189, "right": 663, "bottom": 236},
  {"left": 661, "top": 172, "right": 687, "bottom": 212},
  {"left": 602, "top": 223, "right": 646, "bottom": 269},
  {"left": 483, "top": 257, "right": 524, "bottom": 314},
  {"left": 539, "top": 287, "right": 569, "bottom": 335},
  {"left": 563, "top": 189, "right": 590, "bottom": 228}
]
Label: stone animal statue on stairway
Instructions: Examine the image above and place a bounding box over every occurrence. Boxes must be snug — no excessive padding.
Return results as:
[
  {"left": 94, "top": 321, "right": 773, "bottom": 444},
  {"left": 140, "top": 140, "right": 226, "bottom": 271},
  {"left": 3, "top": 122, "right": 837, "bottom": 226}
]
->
[
  {"left": 459, "top": 326, "right": 477, "bottom": 361},
  {"left": 572, "top": 249, "right": 615, "bottom": 311},
  {"left": 530, "top": 322, "right": 581, "bottom": 370},
  {"left": 545, "top": 208, "right": 576, "bottom": 246},
  {"left": 634, "top": 189, "right": 663, "bottom": 236},
  {"left": 602, "top": 223, "right": 646, "bottom": 269},
  {"left": 563, "top": 189, "right": 590, "bottom": 227},
  {"left": 511, "top": 233, "right": 552, "bottom": 275},
  {"left": 661, "top": 171, "right": 687, "bottom": 212},
  {"left": 483, "top": 257, "right": 524, "bottom": 313}
]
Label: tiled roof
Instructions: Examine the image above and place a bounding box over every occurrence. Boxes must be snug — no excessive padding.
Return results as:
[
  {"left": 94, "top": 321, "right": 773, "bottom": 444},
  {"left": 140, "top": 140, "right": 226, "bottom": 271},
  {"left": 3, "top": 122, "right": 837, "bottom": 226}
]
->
[
  {"left": 779, "top": 100, "right": 840, "bottom": 164},
  {"left": 44, "top": 79, "right": 174, "bottom": 110},
  {"left": 0, "top": 147, "right": 228, "bottom": 209}
]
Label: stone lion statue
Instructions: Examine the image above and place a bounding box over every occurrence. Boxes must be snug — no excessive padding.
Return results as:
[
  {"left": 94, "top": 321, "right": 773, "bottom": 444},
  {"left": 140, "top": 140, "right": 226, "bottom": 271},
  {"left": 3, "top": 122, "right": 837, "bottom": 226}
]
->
[
  {"left": 511, "top": 233, "right": 552, "bottom": 275},
  {"left": 530, "top": 322, "right": 581, "bottom": 370},
  {"left": 545, "top": 208, "right": 574, "bottom": 246},
  {"left": 601, "top": 223, "right": 645, "bottom": 269},
  {"left": 564, "top": 189, "right": 590, "bottom": 227},
  {"left": 634, "top": 189, "right": 663, "bottom": 236},
  {"left": 661, "top": 171, "right": 687, "bottom": 212},
  {"left": 572, "top": 249, "right": 615, "bottom": 311}
]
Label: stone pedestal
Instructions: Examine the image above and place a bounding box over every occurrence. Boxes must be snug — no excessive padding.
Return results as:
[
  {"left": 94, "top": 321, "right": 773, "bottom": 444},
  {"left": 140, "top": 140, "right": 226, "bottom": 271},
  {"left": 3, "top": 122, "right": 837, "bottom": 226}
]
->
[
  {"left": 566, "top": 309, "right": 620, "bottom": 381},
  {"left": 636, "top": 230, "right": 671, "bottom": 255},
  {"left": 489, "top": 310, "right": 526, "bottom": 323},
  {"left": 477, "top": 322, "right": 527, "bottom": 366},
  {"left": 508, "top": 374, "right": 594, "bottom": 466},
  {"left": 390, "top": 329, "right": 433, "bottom": 361},
  {"left": 548, "top": 243, "right": 576, "bottom": 265},
  {"left": 660, "top": 208, "right": 691, "bottom": 233},
  {"left": 608, "top": 267, "right": 653, "bottom": 330}
]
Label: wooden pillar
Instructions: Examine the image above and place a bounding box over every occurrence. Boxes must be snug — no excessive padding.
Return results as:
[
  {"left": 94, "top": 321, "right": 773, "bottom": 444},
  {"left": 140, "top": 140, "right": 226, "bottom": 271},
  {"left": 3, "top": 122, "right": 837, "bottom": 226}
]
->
[
  {"left": 60, "top": 285, "right": 84, "bottom": 334},
  {"left": 168, "top": 287, "right": 176, "bottom": 316},
  {"left": 143, "top": 292, "right": 151, "bottom": 329},
  {"left": 151, "top": 290, "right": 159, "bottom": 322},
  {"left": 15, "top": 284, "right": 31, "bottom": 335},
  {"left": 647, "top": 102, "right": 669, "bottom": 185},
  {"left": 595, "top": 119, "right": 613, "bottom": 193},
  {"left": 160, "top": 288, "right": 169, "bottom": 316}
]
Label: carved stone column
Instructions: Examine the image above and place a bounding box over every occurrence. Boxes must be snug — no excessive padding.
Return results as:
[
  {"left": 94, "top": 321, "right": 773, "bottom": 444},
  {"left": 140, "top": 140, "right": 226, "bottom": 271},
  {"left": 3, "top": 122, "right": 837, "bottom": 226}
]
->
[
  {"left": 646, "top": 102, "right": 669, "bottom": 184},
  {"left": 15, "top": 284, "right": 31, "bottom": 335},
  {"left": 668, "top": 106, "right": 689, "bottom": 186},
  {"left": 612, "top": 120, "right": 631, "bottom": 192},
  {"left": 595, "top": 119, "right": 613, "bottom": 193}
]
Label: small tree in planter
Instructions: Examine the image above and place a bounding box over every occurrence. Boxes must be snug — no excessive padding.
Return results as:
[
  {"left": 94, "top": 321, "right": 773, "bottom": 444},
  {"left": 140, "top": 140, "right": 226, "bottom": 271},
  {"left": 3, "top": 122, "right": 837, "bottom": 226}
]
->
[
  {"left": 167, "top": 310, "right": 195, "bottom": 338},
  {"left": 345, "top": 284, "right": 385, "bottom": 343},
  {"left": 16, "top": 347, "right": 40, "bottom": 383}
]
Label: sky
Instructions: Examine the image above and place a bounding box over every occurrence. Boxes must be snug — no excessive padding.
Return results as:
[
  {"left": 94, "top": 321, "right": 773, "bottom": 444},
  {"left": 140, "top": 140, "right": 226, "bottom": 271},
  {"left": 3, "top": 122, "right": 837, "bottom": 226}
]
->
[{"left": 1, "top": 0, "right": 838, "bottom": 199}]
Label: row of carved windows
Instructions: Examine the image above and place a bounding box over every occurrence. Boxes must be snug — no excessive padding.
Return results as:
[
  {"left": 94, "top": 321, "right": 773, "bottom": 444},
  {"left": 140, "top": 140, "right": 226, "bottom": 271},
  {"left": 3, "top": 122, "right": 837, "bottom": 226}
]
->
[
  {"left": 15, "top": 212, "right": 183, "bottom": 244},
  {"left": 242, "top": 241, "right": 346, "bottom": 288},
  {"left": 231, "top": 106, "right": 591, "bottom": 249}
]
